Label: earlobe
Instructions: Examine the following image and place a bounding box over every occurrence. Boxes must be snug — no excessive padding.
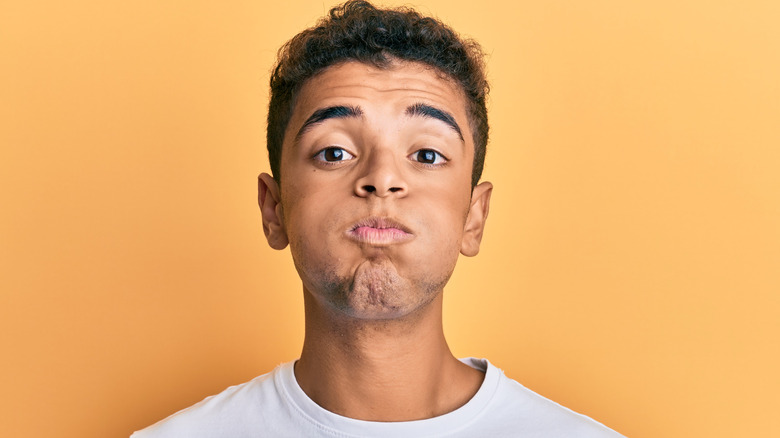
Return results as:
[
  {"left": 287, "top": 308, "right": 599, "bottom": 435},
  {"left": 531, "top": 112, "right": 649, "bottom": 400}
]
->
[
  {"left": 460, "top": 181, "right": 493, "bottom": 257},
  {"left": 258, "top": 173, "right": 289, "bottom": 250}
]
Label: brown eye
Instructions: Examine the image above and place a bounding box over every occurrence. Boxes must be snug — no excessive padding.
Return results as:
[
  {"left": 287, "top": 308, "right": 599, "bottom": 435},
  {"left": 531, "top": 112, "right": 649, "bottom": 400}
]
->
[
  {"left": 411, "top": 149, "right": 445, "bottom": 165},
  {"left": 316, "top": 147, "right": 354, "bottom": 162}
]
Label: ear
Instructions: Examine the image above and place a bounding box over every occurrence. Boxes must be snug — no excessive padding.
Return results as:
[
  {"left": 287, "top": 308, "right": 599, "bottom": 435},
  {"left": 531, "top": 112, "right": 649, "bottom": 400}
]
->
[
  {"left": 460, "top": 181, "right": 493, "bottom": 257},
  {"left": 258, "top": 173, "right": 289, "bottom": 250}
]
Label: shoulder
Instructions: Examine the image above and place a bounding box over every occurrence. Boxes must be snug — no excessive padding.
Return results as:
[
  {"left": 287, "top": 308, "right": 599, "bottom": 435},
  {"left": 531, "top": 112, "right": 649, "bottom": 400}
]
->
[
  {"left": 465, "top": 358, "right": 625, "bottom": 438},
  {"left": 131, "top": 363, "right": 289, "bottom": 438}
]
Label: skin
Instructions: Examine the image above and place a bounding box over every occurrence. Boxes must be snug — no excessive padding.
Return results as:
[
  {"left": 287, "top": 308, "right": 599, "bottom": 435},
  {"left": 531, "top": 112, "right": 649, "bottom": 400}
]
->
[{"left": 258, "top": 59, "right": 492, "bottom": 421}]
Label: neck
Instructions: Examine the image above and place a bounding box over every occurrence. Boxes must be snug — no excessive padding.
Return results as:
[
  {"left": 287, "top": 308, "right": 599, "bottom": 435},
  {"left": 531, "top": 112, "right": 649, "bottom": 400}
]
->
[{"left": 294, "top": 289, "right": 484, "bottom": 422}]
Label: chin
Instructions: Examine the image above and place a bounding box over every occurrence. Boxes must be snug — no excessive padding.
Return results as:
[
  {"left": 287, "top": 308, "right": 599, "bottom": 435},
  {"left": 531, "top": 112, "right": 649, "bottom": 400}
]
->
[
  {"left": 336, "top": 291, "right": 438, "bottom": 322},
  {"left": 298, "top": 248, "right": 455, "bottom": 322},
  {"left": 337, "top": 272, "right": 416, "bottom": 320},
  {"left": 313, "top": 261, "right": 443, "bottom": 322}
]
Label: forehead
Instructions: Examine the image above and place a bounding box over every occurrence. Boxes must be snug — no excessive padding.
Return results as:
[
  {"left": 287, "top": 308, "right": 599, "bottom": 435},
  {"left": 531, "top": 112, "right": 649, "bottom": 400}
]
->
[{"left": 285, "top": 60, "right": 471, "bottom": 141}]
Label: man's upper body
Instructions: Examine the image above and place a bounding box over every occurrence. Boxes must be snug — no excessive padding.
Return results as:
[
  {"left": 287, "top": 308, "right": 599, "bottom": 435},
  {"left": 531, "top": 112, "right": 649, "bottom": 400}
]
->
[
  {"left": 134, "top": 1, "right": 625, "bottom": 436},
  {"left": 132, "top": 359, "right": 623, "bottom": 438}
]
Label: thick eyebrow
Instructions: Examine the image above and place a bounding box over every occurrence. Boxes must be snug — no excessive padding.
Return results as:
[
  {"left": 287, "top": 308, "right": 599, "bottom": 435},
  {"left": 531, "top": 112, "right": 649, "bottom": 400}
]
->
[
  {"left": 295, "top": 105, "right": 364, "bottom": 143},
  {"left": 405, "top": 102, "right": 464, "bottom": 143}
]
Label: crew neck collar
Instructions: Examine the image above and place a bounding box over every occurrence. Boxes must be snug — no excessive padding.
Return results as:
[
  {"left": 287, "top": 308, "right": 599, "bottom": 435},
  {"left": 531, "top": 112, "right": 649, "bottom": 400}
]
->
[{"left": 275, "top": 357, "right": 501, "bottom": 437}]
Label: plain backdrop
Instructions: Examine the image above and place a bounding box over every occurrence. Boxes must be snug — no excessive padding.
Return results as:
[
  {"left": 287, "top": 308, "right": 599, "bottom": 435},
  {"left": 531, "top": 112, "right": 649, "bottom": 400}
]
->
[{"left": 2, "top": 1, "right": 779, "bottom": 437}]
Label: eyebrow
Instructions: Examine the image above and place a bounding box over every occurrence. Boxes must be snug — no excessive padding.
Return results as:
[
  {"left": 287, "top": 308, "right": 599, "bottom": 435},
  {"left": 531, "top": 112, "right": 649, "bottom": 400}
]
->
[
  {"left": 295, "top": 105, "right": 363, "bottom": 143},
  {"left": 293, "top": 102, "right": 464, "bottom": 143},
  {"left": 405, "top": 102, "right": 464, "bottom": 143}
]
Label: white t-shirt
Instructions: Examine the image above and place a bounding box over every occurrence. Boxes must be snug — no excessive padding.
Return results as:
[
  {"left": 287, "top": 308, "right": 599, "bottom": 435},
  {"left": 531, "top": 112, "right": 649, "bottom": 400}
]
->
[{"left": 132, "top": 358, "right": 625, "bottom": 437}]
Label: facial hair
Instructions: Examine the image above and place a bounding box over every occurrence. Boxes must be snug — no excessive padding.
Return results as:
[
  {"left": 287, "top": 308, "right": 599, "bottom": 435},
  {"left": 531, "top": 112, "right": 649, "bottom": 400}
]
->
[{"left": 297, "top": 252, "right": 452, "bottom": 321}]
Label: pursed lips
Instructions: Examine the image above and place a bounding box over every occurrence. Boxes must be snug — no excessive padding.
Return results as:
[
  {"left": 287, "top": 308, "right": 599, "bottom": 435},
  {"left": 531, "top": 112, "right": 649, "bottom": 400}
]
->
[{"left": 346, "top": 217, "right": 414, "bottom": 245}]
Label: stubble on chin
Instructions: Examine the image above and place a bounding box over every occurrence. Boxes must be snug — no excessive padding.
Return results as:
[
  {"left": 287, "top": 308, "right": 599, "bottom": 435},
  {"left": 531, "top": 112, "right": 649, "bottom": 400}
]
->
[{"left": 309, "top": 257, "right": 449, "bottom": 321}]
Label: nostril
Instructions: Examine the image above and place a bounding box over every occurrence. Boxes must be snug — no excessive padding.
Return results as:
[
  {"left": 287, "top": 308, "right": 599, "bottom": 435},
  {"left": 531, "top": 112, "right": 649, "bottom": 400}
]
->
[
  {"left": 363, "top": 185, "right": 376, "bottom": 193},
  {"left": 389, "top": 187, "right": 402, "bottom": 192}
]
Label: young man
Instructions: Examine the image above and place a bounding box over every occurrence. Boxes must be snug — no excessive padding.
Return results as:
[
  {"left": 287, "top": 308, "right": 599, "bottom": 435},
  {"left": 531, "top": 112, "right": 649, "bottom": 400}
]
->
[{"left": 133, "top": 1, "right": 624, "bottom": 436}]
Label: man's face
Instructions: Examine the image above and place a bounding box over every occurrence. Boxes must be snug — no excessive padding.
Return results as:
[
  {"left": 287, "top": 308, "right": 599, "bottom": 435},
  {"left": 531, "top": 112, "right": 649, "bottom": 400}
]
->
[{"left": 261, "top": 60, "right": 491, "bottom": 321}]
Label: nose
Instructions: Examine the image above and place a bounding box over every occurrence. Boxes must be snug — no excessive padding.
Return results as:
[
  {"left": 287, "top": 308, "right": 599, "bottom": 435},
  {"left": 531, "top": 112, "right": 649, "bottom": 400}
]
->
[{"left": 353, "top": 149, "right": 408, "bottom": 198}]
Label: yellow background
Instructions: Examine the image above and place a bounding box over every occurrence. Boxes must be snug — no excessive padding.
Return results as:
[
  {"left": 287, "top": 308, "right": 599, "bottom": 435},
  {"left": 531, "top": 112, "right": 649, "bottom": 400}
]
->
[{"left": 2, "top": 1, "right": 779, "bottom": 437}]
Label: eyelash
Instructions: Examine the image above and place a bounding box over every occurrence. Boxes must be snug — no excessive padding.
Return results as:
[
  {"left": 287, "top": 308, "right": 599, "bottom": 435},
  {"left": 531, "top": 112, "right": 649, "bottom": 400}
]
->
[
  {"left": 313, "top": 147, "right": 355, "bottom": 165},
  {"left": 409, "top": 149, "right": 448, "bottom": 167},
  {"left": 312, "top": 147, "right": 448, "bottom": 168}
]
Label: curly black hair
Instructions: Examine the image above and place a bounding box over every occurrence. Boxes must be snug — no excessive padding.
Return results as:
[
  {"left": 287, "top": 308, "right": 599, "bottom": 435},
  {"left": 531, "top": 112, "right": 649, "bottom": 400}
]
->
[{"left": 267, "top": 0, "right": 489, "bottom": 187}]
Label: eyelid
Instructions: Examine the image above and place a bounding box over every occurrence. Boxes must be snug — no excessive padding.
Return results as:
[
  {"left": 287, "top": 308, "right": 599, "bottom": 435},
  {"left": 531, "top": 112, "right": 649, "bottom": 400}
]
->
[
  {"left": 409, "top": 148, "right": 448, "bottom": 165},
  {"left": 313, "top": 146, "right": 356, "bottom": 163}
]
